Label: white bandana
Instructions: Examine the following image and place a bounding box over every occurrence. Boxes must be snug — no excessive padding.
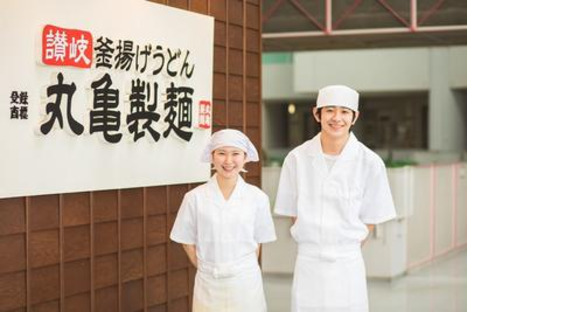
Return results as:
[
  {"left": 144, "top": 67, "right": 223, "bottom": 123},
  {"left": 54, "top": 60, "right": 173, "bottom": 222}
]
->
[{"left": 201, "top": 129, "right": 259, "bottom": 163}]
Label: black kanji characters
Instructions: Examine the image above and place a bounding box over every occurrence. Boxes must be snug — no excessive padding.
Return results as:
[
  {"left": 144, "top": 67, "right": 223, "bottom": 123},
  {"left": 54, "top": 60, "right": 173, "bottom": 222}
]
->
[
  {"left": 95, "top": 36, "right": 115, "bottom": 68},
  {"left": 114, "top": 40, "right": 135, "bottom": 71},
  {"left": 163, "top": 83, "right": 193, "bottom": 142},
  {"left": 127, "top": 79, "right": 161, "bottom": 142},
  {"left": 34, "top": 74, "right": 199, "bottom": 142},
  {"left": 19, "top": 106, "right": 28, "bottom": 120},
  {"left": 40, "top": 73, "right": 84, "bottom": 135},
  {"left": 10, "top": 91, "right": 19, "bottom": 104},
  {"left": 90, "top": 73, "right": 122, "bottom": 143},
  {"left": 9, "top": 91, "right": 29, "bottom": 120},
  {"left": 10, "top": 106, "right": 19, "bottom": 119},
  {"left": 19, "top": 91, "right": 28, "bottom": 105}
]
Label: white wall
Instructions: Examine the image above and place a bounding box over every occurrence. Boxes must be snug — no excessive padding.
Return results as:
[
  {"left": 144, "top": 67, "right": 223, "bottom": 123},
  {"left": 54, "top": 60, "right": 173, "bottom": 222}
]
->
[
  {"left": 262, "top": 63, "right": 316, "bottom": 100},
  {"left": 406, "top": 167, "right": 432, "bottom": 264},
  {"left": 293, "top": 48, "right": 431, "bottom": 93},
  {"left": 262, "top": 46, "right": 466, "bottom": 100},
  {"left": 429, "top": 48, "right": 467, "bottom": 151},
  {"left": 449, "top": 46, "right": 467, "bottom": 89}
]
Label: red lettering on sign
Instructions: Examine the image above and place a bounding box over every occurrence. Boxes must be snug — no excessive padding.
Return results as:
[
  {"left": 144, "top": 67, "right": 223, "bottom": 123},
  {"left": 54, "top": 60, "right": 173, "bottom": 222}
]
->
[
  {"left": 198, "top": 100, "right": 211, "bottom": 129},
  {"left": 42, "top": 25, "right": 93, "bottom": 69}
]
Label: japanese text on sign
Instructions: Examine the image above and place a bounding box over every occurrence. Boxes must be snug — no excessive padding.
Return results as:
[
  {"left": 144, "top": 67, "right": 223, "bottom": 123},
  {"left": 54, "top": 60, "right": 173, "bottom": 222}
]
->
[{"left": 37, "top": 24, "right": 212, "bottom": 143}]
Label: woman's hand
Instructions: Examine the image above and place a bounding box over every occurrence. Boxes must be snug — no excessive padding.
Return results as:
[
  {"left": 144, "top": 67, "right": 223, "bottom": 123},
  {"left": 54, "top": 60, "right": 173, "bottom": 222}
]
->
[{"left": 182, "top": 244, "right": 198, "bottom": 268}]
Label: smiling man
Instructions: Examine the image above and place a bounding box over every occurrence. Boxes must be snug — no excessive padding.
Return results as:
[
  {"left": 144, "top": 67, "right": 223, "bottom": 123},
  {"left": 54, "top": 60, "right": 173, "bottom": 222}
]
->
[{"left": 274, "top": 85, "right": 397, "bottom": 312}]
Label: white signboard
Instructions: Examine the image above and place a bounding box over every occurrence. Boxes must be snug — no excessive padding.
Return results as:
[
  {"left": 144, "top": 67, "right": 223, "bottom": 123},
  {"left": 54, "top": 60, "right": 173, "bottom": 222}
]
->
[{"left": 0, "top": 0, "right": 214, "bottom": 198}]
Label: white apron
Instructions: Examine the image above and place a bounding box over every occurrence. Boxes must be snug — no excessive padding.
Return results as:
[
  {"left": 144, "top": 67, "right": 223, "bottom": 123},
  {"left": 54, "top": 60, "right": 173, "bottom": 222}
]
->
[
  {"left": 291, "top": 245, "right": 368, "bottom": 312},
  {"left": 193, "top": 252, "right": 267, "bottom": 312}
]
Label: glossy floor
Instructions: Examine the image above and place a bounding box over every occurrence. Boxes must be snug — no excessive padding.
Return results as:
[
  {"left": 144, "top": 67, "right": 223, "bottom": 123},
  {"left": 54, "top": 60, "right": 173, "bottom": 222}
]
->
[{"left": 263, "top": 248, "right": 467, "bottom": 312}]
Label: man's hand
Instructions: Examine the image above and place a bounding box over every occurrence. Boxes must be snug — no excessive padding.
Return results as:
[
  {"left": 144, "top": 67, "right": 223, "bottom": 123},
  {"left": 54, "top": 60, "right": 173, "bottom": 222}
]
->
[{"left": 361, "top": 224, "right": 375, "bottom": 247}]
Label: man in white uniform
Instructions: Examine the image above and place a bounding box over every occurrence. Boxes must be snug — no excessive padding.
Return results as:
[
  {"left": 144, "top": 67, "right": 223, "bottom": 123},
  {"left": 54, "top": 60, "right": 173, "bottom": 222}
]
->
[{"left": 274, "top": 85, "right": 397, "bottom": 312}]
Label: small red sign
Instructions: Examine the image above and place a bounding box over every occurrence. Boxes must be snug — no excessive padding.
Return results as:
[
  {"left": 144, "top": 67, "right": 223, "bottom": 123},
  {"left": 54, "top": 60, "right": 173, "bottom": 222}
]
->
[
  {"left": 42, "top": 25, "right": 93, "bottom": 69},
  {"left": 198, "top": 100, "right": 211, "bottom": 129}
]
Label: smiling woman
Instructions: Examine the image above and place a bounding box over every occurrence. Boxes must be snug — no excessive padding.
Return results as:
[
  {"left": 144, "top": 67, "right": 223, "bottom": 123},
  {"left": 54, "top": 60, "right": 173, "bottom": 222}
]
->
[
  {"left": 170, "top": 129, "right": 277, "bottom": 312},
  {"left": 212, "top": 147, "right": 248, "bottom": 181}
]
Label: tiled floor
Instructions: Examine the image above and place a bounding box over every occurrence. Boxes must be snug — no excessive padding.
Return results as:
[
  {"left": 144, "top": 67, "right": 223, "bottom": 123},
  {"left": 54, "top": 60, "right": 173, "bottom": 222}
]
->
[{"left": 263, "top": 248, "right": 466, "bottom": 312}]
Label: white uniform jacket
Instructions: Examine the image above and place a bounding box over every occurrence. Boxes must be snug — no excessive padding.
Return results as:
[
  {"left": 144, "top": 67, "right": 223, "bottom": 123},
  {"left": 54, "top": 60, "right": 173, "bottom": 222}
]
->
[
  {"left": 274, "top": 133, "right": 396, "bottom": 312},
  {"left": 171, "top": 174, "right": 277, "bottom": 312}
]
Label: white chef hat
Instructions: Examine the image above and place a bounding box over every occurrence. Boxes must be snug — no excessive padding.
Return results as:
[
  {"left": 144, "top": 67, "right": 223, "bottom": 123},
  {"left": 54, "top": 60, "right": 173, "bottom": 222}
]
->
[
  {"left": 201, "top": 129, "right": 259, "bottom": 163},
  {"left": 316, "top": 85, "right": 359, "bottom": 112}
]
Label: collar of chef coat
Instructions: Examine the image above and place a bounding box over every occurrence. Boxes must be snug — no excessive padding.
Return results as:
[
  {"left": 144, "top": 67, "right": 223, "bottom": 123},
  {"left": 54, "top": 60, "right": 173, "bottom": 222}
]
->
[
  {"left": 207, "top": 173, "right": 246, "bottom": 203},
  {"left": 306, "top": 132, "right": 359, "bottom": 177},
  {"left": 307, "top": 132, "right": 359, "bottom": 161}
]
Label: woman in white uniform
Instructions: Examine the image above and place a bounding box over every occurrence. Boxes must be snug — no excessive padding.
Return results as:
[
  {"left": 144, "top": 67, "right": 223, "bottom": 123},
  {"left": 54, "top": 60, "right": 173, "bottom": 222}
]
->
[
  {"left": 274, "top": 85, "right": 397, "bottom": 312},
  {"left": 170, "top": 129, "right": 277, "bottom": 312}
]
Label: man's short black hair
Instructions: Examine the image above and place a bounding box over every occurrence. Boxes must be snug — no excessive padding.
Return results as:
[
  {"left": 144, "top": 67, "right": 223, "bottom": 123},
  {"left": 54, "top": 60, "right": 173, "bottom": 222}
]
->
[{"left": 314, "top": 106, "right": 357, "bottom": 122}]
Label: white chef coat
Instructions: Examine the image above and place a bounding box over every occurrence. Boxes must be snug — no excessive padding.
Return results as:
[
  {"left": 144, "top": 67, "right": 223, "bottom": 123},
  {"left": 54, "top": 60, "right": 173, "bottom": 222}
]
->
[
  {"left": 274, "top": 132, "right": 396, "bottom": 312},
  {"left": 170, "top": 174, "right": 277, "bottom": 311}
]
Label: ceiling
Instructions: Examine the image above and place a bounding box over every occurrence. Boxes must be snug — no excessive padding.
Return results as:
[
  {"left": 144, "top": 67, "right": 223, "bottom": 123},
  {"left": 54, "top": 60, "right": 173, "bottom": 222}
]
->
[{"left": 262, "top": 0, "right": 467, "bottom": 51}]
